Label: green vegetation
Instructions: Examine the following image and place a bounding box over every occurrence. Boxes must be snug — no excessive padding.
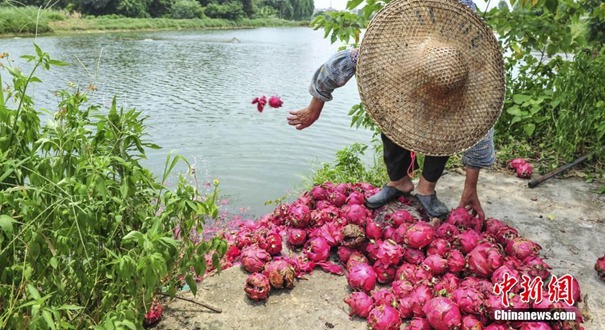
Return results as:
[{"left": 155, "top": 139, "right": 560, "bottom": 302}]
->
[
  {"left": 0, "top": 46, "right": 227, "bottom": 328},
  {"left": 0, "top": 5, "right": 307, "bottom": 36},
  {"left": 311, "top": 0, "right": 605, "bottom": 185},
  {"left": 308, "top": 142, "right": 388, "bottom": 187}
]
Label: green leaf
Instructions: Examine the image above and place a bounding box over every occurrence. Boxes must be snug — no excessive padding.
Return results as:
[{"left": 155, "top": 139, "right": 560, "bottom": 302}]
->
[
  {"left": 185, "top": 274, "right": 197, "bottom": 295},
  {"left": 524, "top": 123, "right": 536, "bottom": 136},
  {"left": 0, "top": 215, "right": 16, "bottom": 238},
  {"left": 123, "top": 231, "right": 144, "bottom": 243},
  {"left": 48, "top": 59, "right": 69, "bottom": 67},
  {"left": 27, "top": 284, "right": 41, "bottom": 300},
  {"left": 42, "top": 310, "right": 56, "bottom": 330},
  {"left": 347, "top": 0, "right": 364, "bottom": 10},
  {"left": 513, "top": 94, "right": 531, "bottom": 104},
  {"left": 50, "top": 257, "right": 58, "bottom": 269},
  {"left": 118, "top": 320, "right": 137, "bottom": 330}
]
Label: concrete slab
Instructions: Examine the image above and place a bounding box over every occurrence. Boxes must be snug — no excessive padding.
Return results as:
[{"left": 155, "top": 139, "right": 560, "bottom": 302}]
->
[{"left": 158, "top": 170, "right": 605, "bottom": 330}]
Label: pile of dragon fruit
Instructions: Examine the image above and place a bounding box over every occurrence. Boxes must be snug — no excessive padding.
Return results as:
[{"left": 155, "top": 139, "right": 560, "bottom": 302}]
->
[{"left": 217, "top": 182, "right": 587, "bottom": 330}]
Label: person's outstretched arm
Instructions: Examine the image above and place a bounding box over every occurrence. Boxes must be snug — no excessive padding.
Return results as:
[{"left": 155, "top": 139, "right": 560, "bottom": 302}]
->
[
  {"left": 458, "top": 128, "right": 496, "bottom": 218},
  {"left": 288, "top": 49, "right": 358, "bottom": 130}
]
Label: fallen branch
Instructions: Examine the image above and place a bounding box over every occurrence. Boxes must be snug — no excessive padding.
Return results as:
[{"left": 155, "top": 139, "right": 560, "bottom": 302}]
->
[{"left": 159, "top": 292, "right": 223, "bottom": 313}]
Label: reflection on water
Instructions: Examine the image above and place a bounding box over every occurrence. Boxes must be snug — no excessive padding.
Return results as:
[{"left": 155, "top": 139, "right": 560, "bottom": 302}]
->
[{"left": 1, "top": 28, "right": 373, "bottom": 217}]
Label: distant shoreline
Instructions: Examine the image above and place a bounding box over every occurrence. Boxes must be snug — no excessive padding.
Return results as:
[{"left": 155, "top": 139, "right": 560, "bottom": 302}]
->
[{"left": 0, "top": 14, "right": 311, "bottom": 39}]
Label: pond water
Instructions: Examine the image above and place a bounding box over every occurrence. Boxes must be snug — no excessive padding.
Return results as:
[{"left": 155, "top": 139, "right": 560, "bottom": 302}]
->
[{"left": 1, "top": 28, "right": 374, "bottom": 217}]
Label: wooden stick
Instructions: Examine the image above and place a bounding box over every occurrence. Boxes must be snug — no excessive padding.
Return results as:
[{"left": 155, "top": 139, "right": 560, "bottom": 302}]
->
[
  {"left": 528, "top": 146, "right": 603, "bottom": 188},
  {"left": 159, "top": 293, "right": 222, "bottom": 313}
]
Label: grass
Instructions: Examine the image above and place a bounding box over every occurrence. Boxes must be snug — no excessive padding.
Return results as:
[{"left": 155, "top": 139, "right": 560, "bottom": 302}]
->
[{"left": 0, "top": 6, "right": 310, "bottom": 37}]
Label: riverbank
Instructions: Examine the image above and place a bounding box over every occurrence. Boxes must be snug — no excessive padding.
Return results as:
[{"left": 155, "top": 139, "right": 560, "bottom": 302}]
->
[
  {"left": 158, "top": 170, "right": 605, "bottom": 330},
  {"left": 0, "top": 6, "right": 309, "bottom": 38}
]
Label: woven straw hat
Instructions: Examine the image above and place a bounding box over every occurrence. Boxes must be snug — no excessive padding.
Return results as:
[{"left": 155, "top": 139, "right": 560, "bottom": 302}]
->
[{"left": 356, "top": 0, "right": 506, "bottom": 156}]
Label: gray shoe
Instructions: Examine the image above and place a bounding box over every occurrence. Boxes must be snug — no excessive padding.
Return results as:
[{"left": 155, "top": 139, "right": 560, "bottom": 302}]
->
[
  {"left": 365, "top": 185, "right": 409, "bottom": 209},
  {"left": 414, "top": 192, "right": 449, "bottom": 219}
]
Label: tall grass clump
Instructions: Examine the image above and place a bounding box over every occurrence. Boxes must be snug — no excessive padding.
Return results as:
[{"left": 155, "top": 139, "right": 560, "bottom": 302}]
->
[
  {"left": 0, "top": 46, "right": 227, "bottom": 328},
  {"left": 0, "top": 6, "right": 64, "bottom": 34}
]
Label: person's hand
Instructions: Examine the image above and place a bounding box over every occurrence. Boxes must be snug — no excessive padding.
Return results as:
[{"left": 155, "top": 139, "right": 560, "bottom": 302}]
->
[
  {"left": 458, "top": 187, "right": 485, "bottom": 220},
  {"left": 287, "top": 97, "right": 324, "bottom": 130},
  {"left": 458, "top": 166, "right": 485, "bottom": 219}
]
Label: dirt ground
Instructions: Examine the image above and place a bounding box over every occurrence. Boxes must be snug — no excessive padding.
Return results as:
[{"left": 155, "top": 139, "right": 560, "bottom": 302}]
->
[{"left": 157, "top": 170, "right": 605, "bottom": 330}]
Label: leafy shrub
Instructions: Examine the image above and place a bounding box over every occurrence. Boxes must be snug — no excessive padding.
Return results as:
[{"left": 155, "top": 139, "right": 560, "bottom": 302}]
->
[
  {"left": 171, "top": 0, "right": 204, "bottom": 19},
  {"left": 0, "top": 46, "right": 227, "bottom": 328},
  {"left": 204, "top": 2, "right": 245, "bottom": 20}
]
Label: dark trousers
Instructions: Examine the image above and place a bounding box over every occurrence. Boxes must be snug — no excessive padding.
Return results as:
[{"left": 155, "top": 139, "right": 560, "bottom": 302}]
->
[{"left": 381, "top": 133, "right": 449, "bottom": 182}]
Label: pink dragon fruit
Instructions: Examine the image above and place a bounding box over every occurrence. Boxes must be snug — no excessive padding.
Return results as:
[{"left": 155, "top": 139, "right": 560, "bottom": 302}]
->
[
  {"left": 366, "top": 220, "right": 384, "bottom": 240},
  {"left": 347, "top": 251, "right": 369, "bottom": 270},
  {"left": 403, "top": 248, "right": 426, "bottom": 265},
  {"left": 491, "top": 265, "right": 522, "bottom": 295},
  {"left": 405, "top": 222, "right": 436, "bottom": 249},
  {"left": 268, "top": 95, "right": 283, "bottom": 108},
  {"left": 485, "top": 218, "right": 507, "bottom": 235},
  {"left": 143, "top": 300, "right": 163, "bottom": 327},
  {"left": 347, "top": 263, "right": 377, "bottom": 293},
  {"left": 344, "top": 291, "right": 374, "bottom": 318},
  {"left": 287, "top": 228, "right": 307, "bottom": 247},
  {"left": 427, "top": 238, "right": 451, "bottom": 257},
  {"left": 244, "top": 273, "right": 271, "bottom": 300},
  {"left": 392, "top": 224, "right": 409, "bottom": 244},
  {"left": 376, "top": 240, "right": 404, "bottom": 267},
  {"left": 433, "top": 273, "right": 461, "bottom": 297},
  {"left": 447, "top": 207, "right": 472, "bottom": 229},
  {"left": 392, "top": 279, "right": 414, "bottom": 299},
  {"left": 373, "top": 260, "right": 397, "bottom": 284},
  {"left": 329, "top": 191, "right": 347, "bottom": 207},
  {"left": 410, "top": 284, "right": 433, "bottom": 317},
  {"left": 365, "top": 239, "right": 381, "bottom": 261},
  {"left": 436, "top": 223, "right": 461, "bottom": 241},
  {"left": 398, "top": 295, "right": 414, "bottom": 319},
  {"left": 452, "top": 287, "right": 485, "bottom": 316},
  {"left": 252, "top": 96, "right": 267, "bottom": 112},
  {"left": 505, "top": 237, "right": 542, "bottom": 260},
  {"left": 447, "top": 249, "right": 467, "bottom": 273},
  {"left": 345, "top": 204, "right": 370, "bottom": 226},
  {"left": 523, "top": 256, "right": 552, "bottom": 280},
  {"left": 311, "top": 222, "right": 343, "bottom": 247},
  {"left": 241, "top": 245, "right": 271, "bottom": 273},
  {"left": 509, "top": 158, "right": 533, "bottom": 178},
  {"left": 259, "top": 230, "right": 282, "bottom": 256},
  {"left": 406, "top": 317, "right": 431, "bottom": 330},
  {"left": 371, "top": 288, "right": 399, "bottom": 308},
  {"left": 461, "top": 315, "right": 483, "bottom": 330},
  {"left": 594, "top": 254, "right": 605, "bottom": 281},
  {"left": 346, "top": 191, "right": 366, "bottom": 205},
  {"left": 395, "top": 263, "right": 417, "bottom": 282},
  {"left": 484, "top": 324, "right": 510, "bottom": 330},
  {"left": 367, "top": 305, "right": 402, "bottom": 330},
  {"left": 263, "top": 260, "right": 295, "bottom": 289},
  {"left": 423, "top": 297, "right": 462, "bottom": 330},
  {"left": 422, "top": 254, "right": 448, "bottom": 276},
  {"left": 519, "top": 322, "right": 553, "bottom": 330},
  {"left": 286, "top": 203, "right": 311, "bottom": 228},
  {"left": 390, "top": 209, "right": 417, "bottom": 226},
  {"left": 495, "top": 226, "right": 519, "bottom": 246},
  {"left": 413, "top": 266, "right": 433, "bottom": 284},
  {"left": 337, "top": 246, "right": 355, "bottom": 264},
  {"left": 455, "top": 229, "right": 482, "bottom": 254},
  {"left": 304, "top": 237, "right": 330, "bottom": 262},
  {"left": 467, "top": 243, "right": 504, "bottom": 278},
  {"left": 311, "top": 185, "right": 328, "bottom": 201}
]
